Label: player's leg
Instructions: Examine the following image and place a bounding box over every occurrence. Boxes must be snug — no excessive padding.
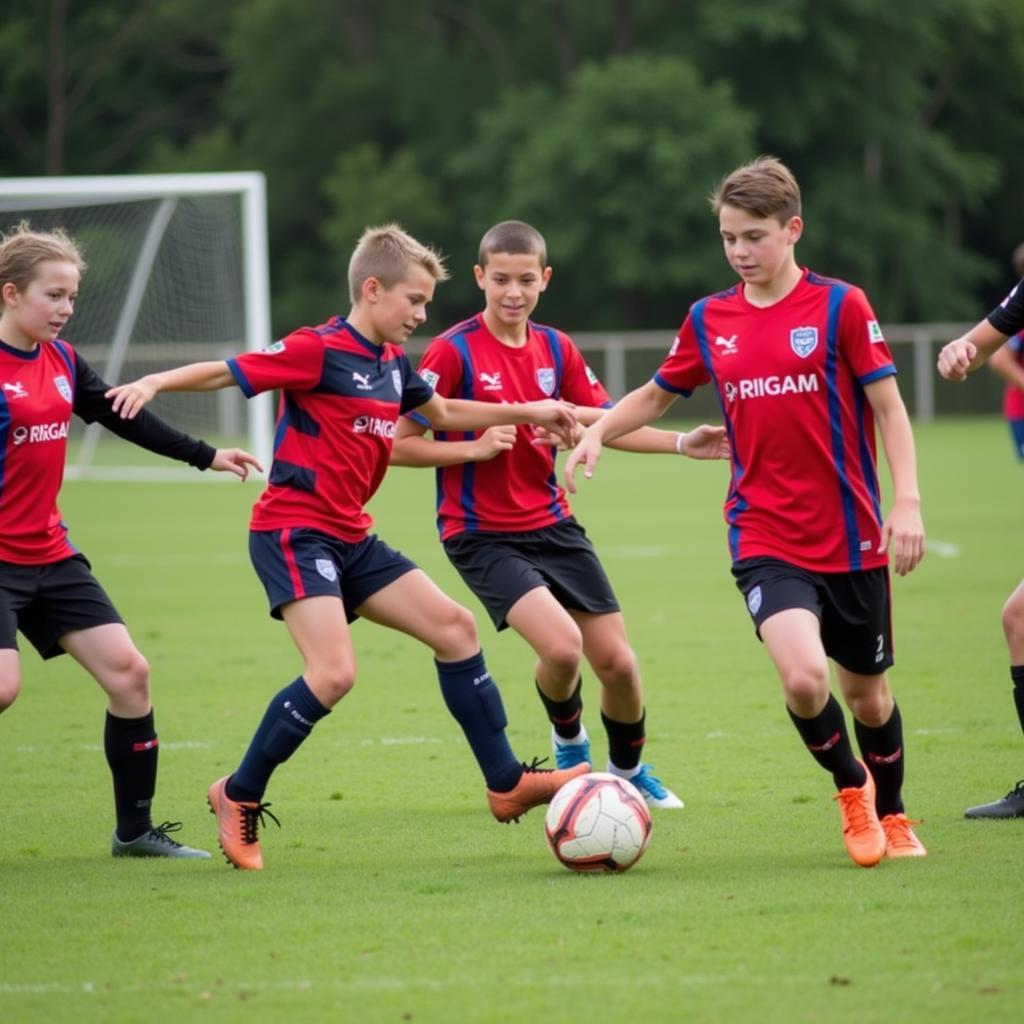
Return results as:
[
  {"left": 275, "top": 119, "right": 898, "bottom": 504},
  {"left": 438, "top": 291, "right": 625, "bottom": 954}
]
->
[
  {"left": 357, "top": 568, "right": 588, "bottom": 822},
  {"left": 0, "top": 648, "right": 20, "bottom": 712},
  {"left": 965, "top": 576, "right": 1024, "bottom": 819},
  {"left": 0, "top": 581, "right": 24, "bottom": 711},
  {"left": 1008, "top": 418, "right": 1024, "bottom": 461},
  {"left": 61, "top": 621, "right": 210, "bottom": 859},
  {"left": 574, "top": 609, "right": 683, "bottom": 809}
]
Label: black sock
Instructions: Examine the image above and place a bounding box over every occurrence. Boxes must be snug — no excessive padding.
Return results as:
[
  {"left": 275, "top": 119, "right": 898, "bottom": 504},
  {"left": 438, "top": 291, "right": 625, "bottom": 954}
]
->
[
  {"left": 603, "top": 709, "right": 646, "bottom": 771},
  {"left": 1011, "top": 665, "right": 1024, "bottom": 737},
  {"left": 228, "top": 677, "right": 330, "bottom": 803},
  {"left": 787, "top": 695, "right": 864, "bottom": 790},
  {"left": 536, "top": 677, "right": 583, "bottom": 740},
  {"left": 854, "top": 703, "right": 905, "bottom": 817},
  {"left": 437, "top": 651, "right": 521, "bottom": 792},
  {"left": 105, "top": 709, "right": 158, "bottom": 842}
]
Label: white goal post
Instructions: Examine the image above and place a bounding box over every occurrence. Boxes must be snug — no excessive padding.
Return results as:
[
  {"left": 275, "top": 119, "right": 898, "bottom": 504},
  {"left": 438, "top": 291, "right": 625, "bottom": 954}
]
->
[{"left": 0, "top": 172, "right": 273, "bottom": 479}]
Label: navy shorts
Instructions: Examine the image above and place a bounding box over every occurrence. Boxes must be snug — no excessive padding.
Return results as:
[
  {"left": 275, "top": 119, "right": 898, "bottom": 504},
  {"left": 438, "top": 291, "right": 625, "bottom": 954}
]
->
[
  {"left": 731, "top": 556, "right": 894, "bottom": 675},
  {"left": 249, "top": 528, "right": 418, "bottom": 621},
  {"left": 0, "top": 554, "right": 124, "bottom": 660},
  {"left": 443, "top": 519, "right": 619, "bottom": 631}
]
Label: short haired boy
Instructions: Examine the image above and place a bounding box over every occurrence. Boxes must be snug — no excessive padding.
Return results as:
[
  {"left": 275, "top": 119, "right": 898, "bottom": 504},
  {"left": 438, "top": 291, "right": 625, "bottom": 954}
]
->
[
  {"left": 392, "top": 220, "right": 728, "bottom": 809},
  {"left": 566, "top": 158, "right": 927, "bottom": 867},
  {"left": 938, "top": 262, "right": 1024, "bottom": 818},
  {"left": 109, "top": 224, "right": 589, "bottom": 870}
]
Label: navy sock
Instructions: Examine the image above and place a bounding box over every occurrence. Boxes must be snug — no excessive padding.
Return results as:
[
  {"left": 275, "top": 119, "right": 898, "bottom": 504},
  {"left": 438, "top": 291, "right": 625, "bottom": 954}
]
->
[
  {"left": 854, "top": 703, "right": 905, "bottom": 817},
  {"left": 437, "top": 651, "right": 521, "bottom": 792},
  {"left": 787, "top": 694, "right": 865, "bottom": 790},
  {"left": 105, "top": 709, "right": 158, "bottom": 842},
  {"left": 1012, "top": 665, "right": 1024, "bottom": 738},
  {"left": 603, "top": 709, "right": 646, "bottom": 771},
  {"left": 536, "top": 677, "right": 584, "bottom": 739},
  {"left": 228, "top": 677, "right": 330, "bottom": 803}
]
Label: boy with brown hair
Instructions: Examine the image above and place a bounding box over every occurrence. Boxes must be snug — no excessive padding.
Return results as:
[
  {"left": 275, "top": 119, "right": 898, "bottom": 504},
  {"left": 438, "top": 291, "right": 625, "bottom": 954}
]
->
[
  {"left": 566, "top": 158, "right": 928, "bottom": 867},
  {"left": 392, "top": 220, "right": 728, "bottom": 809},
  {"left": 108, "top": 224, "right": 589, "bottom": 869}
]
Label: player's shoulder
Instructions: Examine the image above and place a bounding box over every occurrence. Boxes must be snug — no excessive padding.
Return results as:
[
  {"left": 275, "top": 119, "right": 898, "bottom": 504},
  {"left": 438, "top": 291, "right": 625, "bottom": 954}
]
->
[
  {"left": 527, "top": 319, "right": 575, "bottom": 350},
  {"left": 436, "top": 315, "right": 484, "bottom": 344},
  {"left": 804, "top": 270, "right": 866, "bottom": 300}
]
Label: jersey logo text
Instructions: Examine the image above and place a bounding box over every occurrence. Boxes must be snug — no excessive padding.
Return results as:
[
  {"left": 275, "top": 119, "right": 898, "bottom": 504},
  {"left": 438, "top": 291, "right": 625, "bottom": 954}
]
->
[
  {"left": 479, "top": 371, "right": 503, "bottom": 391},
  {"left": 352, "top": 372, "right": 373, "bottom": 391},
  {"left": 2, "top": 381, "right": 28, "bottom": 399},
  {"left": 353, "top": 415, "right": 395, "bottom": 438},
  {"left": 724, "top": 373, "right": 819, "bottom": 402},
  {"left": 715, "top": 334, "right": 739, "bottom": 354},
  {"left": 11, "top": 421, "right": 70, "bottom": 445}
]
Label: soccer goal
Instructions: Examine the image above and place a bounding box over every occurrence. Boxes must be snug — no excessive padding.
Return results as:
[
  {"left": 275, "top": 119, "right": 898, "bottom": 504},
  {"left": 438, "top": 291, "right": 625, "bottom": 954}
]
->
[{"left": 0, "top": 172, "right": 273, "bottom": 479}]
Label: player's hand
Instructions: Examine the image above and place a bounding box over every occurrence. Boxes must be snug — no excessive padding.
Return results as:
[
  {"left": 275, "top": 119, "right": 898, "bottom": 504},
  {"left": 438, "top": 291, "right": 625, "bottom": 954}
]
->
[
  {"left": 563, "top": 427, "right": 603, "bottom": 494},
  {"left": 879, "top": 497, "right": 925, "bottom": 576},
  {"left": 470, "top": 424, "right": 517, "bottom": 461},
  {"left": 680, "top": 424, "right": 730, "bottom": 460},
  {"left": 210, "top": 448, "right": 263, "bottom": 481},
  {"left": 526, "top": 400, "right": 577, "bottom": 448},
  {"left": 531, "top": 422, "right": 585, "bottom": 450},
  {"left": 936, "top": 337, "right": 976, "bottom": 381},
  {"left": 106, "top": 377, "right": 158, "bottom": 419}
]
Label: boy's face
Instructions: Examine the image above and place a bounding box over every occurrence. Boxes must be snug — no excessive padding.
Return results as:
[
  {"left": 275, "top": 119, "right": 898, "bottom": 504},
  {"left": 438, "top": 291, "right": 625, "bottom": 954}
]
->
[
  {"left": 474, "top": 251, "right": 551, "bottom": 331},
  {"left": 718, "top": 204, "right": 802, "bottom": 290},
  {"left": 362, "top": 263, "right": 437, "bottom": 344}
]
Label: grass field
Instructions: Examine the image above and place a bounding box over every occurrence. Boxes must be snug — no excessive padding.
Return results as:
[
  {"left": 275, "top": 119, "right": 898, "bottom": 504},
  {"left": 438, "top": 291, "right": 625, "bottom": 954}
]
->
[{"left": 1, "top": 416, "right": 1021, "bottom": 1024}]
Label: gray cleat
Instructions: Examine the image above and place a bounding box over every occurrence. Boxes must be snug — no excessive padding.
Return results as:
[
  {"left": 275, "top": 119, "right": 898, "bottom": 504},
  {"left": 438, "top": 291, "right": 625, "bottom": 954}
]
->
[
  {"left": 112, "top": 820, "right": 213, "bottom": 858},
  {"left": 964, "top": 780, "right": 1024, "bottom": 820}
]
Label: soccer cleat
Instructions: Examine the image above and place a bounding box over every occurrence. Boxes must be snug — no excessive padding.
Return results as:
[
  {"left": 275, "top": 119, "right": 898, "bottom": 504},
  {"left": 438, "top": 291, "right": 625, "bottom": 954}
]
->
[
  {"left": 552, "top": 728, "right": 592, "bottom": 771},
  {"left": 111, "top": 821, "right": 212, "bottom": 859},
  {"left": 880, "top": 813, "right": 927, "bottom": 858},
  {"left": 619, "top": 763, "right": 685, "bottom": 810},
  {"left": 833, "top": 761, "right": 887, "bottom": 867},
  {"left": 487, "top": 758, "right": 590, "bottom": 823},
  {"left": 964, "top": 780, "right": 1024, "bottom": 819},
  {"left": 207, "top": 776, "right": 280, "bottom": 870}
]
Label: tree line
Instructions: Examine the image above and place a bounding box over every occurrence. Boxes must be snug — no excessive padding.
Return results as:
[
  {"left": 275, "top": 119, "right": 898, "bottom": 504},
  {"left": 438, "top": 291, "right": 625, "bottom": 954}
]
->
[{"left": 3, "top": 0, "right": 1023, "bottom": 335}]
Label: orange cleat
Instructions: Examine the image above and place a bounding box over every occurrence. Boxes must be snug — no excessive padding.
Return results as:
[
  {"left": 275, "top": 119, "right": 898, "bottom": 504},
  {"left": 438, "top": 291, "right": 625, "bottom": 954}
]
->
[
  {"left": 833, "top": 761, "right": 887, "bottom": 867},
  {"left": 487, "top": 759, "right": 591, "bottom": 823},
  {"left": 881, "top": 813, "right": 927, "bottom": 858},
  {"left": 207, "top": 776, "right": 279, "bottom": 870}
]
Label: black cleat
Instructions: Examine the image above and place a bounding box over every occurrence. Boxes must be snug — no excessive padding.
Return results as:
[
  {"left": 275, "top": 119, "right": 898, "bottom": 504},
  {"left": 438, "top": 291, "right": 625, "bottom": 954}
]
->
[{"left": 964, "top": 780, "right": 1024, "bottom": 819}]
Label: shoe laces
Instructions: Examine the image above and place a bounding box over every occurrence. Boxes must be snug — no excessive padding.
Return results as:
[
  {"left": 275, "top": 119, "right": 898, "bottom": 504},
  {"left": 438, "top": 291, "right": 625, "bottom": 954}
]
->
[
  {"left": 631, "top": 764, "right": 668, "bottom": 799},
  {"left": 148, "top": 821, "right": 187, "bottom": 848},
  {"left": 882, "top": 813, "right": 922, "bottom": 847},
  {"left": 521, "top": 756, "right": 555, "bottom": 775},
  {"left": 835, "top": 786, "right": 875, "bottom": 835},
  {"left": 1003, "top": 779, "right": 1024, "bottom": 799},
  {"left": 239, "top": 802, "right": 281, "bottom": 846}
]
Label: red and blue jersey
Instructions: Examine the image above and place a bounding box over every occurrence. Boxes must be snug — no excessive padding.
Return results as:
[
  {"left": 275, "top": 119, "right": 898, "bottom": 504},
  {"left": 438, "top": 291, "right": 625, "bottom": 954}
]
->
[
  {"left": 655, "top": 269, "right": 896, "bottom": 573},
  {"left": 0, "top": 338, "right": 214, "bottom": 565},
  {"left": 413, "top": 315, "right": 610, "bottom": 540},
  {"left": 229, "top": 317, "right": 433, "bottom": 543}
]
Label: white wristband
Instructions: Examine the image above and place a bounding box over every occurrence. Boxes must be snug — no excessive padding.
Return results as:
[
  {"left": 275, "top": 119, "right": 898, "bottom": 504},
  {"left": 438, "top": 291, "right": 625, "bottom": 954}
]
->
[{"left": 675, "top": 432, "right": 687, "bottom": 455}]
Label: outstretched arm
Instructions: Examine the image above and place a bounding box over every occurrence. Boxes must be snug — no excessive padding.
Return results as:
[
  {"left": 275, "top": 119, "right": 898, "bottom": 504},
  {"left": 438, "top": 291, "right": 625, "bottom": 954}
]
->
[
  {"left": 106, "top": 361, "right": 237, "bottom": 419},
  {"left": 551, "top": 406, "right": 727, "bottom": 459},
  {"left": 411, "top": 393, "right": 576, "bottom": 447},
  {"left": 563, "top": 380, "right": 679, "bottom": 493},
  {"left": 937, "top": 321, "right": 1010, "bottom": 381},
  {"left": 389, "top": 416, "right": 517, "bottom": 468},
  {"left": 865, "top": 375, "right": 924, "bottom": 577}
]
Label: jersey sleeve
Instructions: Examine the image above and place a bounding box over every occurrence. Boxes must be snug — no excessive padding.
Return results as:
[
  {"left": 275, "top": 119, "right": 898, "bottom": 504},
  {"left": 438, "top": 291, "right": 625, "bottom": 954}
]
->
[
  {"left": 838, "top": 287, "right": 896, "bottom": 384},
  {"left": 397, "top": 351, "right": 436, "bottom": 413},
  {"left": 988, "top": 279, "right": 1024, "bottom": 337},
  {"left": 557, "top": 332, "right": 612, "bottom": 407},
  {"left": 406, "top": 338, "right": 463, "bottom": 426},
  {"left": 227, "top": 328, "right": 325, "bottom": 397},
  {"left": 653, "top": 315, "right": 709, "bottom": 395},
  {"left": 72, "top": 350, "right": 216, "bottom": 469}
]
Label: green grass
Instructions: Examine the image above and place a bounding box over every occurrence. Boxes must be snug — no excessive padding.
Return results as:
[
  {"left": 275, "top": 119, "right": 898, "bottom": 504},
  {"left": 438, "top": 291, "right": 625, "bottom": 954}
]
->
[{"left": 2, "top": 416, "right": 1022, "bottom": 1023}]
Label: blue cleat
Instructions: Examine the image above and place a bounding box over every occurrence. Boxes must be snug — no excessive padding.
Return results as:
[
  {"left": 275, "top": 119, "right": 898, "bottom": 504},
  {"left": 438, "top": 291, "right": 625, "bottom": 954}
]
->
[
  {"left": 620, "top": 764, "right": 684, "bottom": 810},
  {"left": 552, "top": 727, "right": 592, "bottom": 770}
]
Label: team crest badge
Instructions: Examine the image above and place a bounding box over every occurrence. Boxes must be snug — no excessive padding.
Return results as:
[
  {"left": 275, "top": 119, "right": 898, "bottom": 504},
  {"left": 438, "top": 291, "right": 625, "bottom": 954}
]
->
[
  {"left": 536, "top": 367, "right": 556, "bottom": 396},
  {"left": 315, "top": 559, "right": 338, "bottom": 583},
  {"left": 790, "top": 327, "right": 818, "bottom": 358},
  {"left": 392, "top": 369, "right": 402, "bottom": 395},
  {"left": 747, "top": 585, "right": 762, "bottom": 616},
  {"left": 53, "top": 375, "right": 72, "bottom": 403}
]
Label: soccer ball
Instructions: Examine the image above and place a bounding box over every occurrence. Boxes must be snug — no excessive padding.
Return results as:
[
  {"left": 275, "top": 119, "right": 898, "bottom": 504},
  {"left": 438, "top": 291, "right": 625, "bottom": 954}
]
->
[{"left": 544, "top": 772, "right": 652, "bottom": 873}]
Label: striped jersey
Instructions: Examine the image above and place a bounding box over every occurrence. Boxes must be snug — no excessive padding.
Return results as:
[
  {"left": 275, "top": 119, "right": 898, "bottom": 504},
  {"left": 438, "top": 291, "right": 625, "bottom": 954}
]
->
[
  {"left": 654, "top": 269, "right": 896, "bottom": 572},
  {"left": 228, "top": 317, "right": 433, "bottom": 542},
  {"left": 0, "top": 338, "right": 214, "bottom": 565},
  {"left": 414, "top": 315, "right": 610, "bottom": 540}
]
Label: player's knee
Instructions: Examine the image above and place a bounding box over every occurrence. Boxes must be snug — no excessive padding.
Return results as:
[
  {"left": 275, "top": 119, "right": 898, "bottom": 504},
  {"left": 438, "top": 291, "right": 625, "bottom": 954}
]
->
[
  {"left": 591, "top": 645, "right": 638, "bottom": 688},
  {"left": 537, "top": 630, "right": 583, "bottom": 681},
  {"left": 432, "top": 602, "right": 480, "bottom": 661},
  {"left": 848, "top": 687, "right": 891, "bottom": 727},
  {"left": 0, "top": 675, "right": 21, "bottom": 712},
  {"left": 781, "top": 663, "right": 829, "bottom": 708},
  {"left": 1001, "top": 593, "right": 1024, "bottom": 645},
  {"left": 107, "top": 649, "right": 151, "bottom": 708},
  {"left": 306, "top": 663, "right": 356, "bottom": 706}
]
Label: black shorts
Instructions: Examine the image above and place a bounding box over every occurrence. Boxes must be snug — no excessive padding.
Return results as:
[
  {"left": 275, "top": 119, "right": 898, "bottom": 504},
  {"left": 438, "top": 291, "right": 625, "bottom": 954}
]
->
[
  {"left": 443, "top": 519, "right": 619, "bottom": 630},
  {"left": 731, "top": 556, "right": 893, "bottom": 675},
  {"left": 249, "top": 528, "right": 418, "bottom": 621},
  {"left": 0, "top": 554, "right": 124, "bottom": 660}
]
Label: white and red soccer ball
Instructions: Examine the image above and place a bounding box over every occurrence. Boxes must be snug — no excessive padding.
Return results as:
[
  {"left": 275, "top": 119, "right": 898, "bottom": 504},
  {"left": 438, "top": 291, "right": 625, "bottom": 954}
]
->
[{"left": 544, "top": 772, "right": 652, "bottom": 873}]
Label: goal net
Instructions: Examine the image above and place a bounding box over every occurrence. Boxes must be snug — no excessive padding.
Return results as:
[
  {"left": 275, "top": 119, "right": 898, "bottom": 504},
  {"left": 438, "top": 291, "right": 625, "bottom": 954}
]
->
[{"left": 0, "top": 172, "right": 273, "bottom": 479}]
